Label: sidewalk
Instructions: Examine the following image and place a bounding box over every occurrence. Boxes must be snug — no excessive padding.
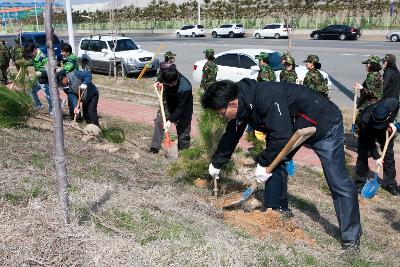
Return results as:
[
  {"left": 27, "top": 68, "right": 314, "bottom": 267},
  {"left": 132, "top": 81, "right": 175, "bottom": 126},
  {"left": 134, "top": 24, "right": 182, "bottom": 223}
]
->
[{"left": 98, "top": 97, "right": 400, "bottom": 184}]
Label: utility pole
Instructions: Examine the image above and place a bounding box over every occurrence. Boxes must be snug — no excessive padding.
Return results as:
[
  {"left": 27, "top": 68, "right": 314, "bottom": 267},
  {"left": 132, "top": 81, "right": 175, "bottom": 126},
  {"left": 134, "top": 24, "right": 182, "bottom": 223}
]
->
[
  {"left": 34, "top": 0, "right": 39, "bottom": 31},
  {"left": 44, "top": 0, "right": 70, "bottom": 224},
  {"left": 197, "top": 0, "right": 201, "bottom": 25},
  {"left": 64, "top": 0, "right": 75, "bottom": 53}
]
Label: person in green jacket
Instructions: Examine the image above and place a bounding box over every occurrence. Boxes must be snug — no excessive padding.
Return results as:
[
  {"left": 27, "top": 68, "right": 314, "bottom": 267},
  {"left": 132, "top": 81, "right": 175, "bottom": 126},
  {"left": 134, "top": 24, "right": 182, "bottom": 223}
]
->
[
  {"left": 24, "top": 43, "right": 53, "bottom": 115},
  {"left": 61, "top": 43, "right": 79, "bottom": 72},
  {"left": 280, "top": 55, "right": 298, "bottom": 84},
  {"left": 255, "top": 52, "right": 276, "bottom": 82}
]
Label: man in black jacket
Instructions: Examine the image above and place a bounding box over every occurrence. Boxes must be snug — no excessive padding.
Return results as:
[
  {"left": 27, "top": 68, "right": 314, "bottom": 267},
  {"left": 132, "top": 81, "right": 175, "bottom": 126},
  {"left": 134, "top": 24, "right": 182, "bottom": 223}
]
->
[
  {"left": 202, "top": 79, "right": 361, "bottom": 251},
  {"left": 150, "top": 65, "right": 193, "bottom": 153},
  {"left": 355, "top": 98, "right": 399, "bottom": 196},
  {"left": 382, "top": 54, "right": 400, "bottom": 104}
]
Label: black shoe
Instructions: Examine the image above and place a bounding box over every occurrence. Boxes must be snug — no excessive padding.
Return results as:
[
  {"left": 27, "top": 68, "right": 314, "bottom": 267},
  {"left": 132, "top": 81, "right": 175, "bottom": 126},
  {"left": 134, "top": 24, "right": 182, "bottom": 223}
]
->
[
  {"left": 381, "top": 184, "right": 400, "bottom": 196},
  {"left": 149, "top": 147, "right": 159, "bottom": 154},
  {"left": 342, "top": 239, "right": 360, "bottom": 251},
  {"left": 272, "top": 207, "right": 294, "bottom": 221}
]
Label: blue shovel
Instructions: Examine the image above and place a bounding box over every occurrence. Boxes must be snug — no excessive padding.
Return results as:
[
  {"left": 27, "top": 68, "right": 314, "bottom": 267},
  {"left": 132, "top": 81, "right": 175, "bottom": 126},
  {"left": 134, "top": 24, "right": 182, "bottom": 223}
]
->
[
  {"left": 361, "top": 126, "right": 396, "bottom": 199},
  {"left": 223, "top": 127, "right": 316, "bottom": 210}
]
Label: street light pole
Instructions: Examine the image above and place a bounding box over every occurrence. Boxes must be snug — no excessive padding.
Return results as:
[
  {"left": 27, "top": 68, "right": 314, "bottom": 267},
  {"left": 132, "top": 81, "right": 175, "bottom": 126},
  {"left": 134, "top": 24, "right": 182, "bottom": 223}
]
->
[
  {"left": 65, "top": 0, "right": 75, "bottom": 53},
  {"left": 34, "top": 0, "right": 39, "bottom": 31},
  {"left": 197, "top": 0, "right": 201, "bottom": 25}
]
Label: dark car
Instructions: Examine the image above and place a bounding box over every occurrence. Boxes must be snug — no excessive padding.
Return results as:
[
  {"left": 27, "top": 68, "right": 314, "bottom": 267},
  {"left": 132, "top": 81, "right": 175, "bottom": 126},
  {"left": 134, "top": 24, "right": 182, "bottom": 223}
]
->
[
  {"left": 310, "top": 25, "right": 361, "bottom": 40},
  {"left": 20, "top": 32, "right": 62, "bottom": 60}
]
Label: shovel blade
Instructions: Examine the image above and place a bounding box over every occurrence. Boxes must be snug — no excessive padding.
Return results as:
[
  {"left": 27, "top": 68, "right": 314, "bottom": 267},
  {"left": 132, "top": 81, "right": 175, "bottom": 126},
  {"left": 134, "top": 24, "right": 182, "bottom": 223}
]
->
[
  {"left": 361, "top": 174, "right": 380, "bottom": 199},
  {"left": 222, "top": 183, "right": 257, "bottom": 210}
]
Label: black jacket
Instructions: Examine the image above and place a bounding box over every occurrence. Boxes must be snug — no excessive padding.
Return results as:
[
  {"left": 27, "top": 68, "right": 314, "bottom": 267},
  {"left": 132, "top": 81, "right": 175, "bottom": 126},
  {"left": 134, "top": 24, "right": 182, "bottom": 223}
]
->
[
  {"left": 211, "top": 78, "right": 341, "bottom": 168},
  {"left": 382, "top": 66, "right": 400, "bottom": 100},
  {"left": 163, "top": 74, "right": 193, "bottom": 123}
]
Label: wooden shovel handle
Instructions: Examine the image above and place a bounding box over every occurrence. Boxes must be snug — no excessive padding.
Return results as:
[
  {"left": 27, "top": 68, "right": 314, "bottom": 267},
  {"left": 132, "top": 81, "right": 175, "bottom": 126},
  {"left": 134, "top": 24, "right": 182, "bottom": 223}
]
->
[
  {"left": 376, "top": 125, "right": 397, "bottom": 173},
  {"left": 73, "top": 88, "right": 81, "bottom": 122},
  {"left": 352, "top": 87, "right": 358, "bottom": 124},
  {"left": 154, "top": 83, "right": 168, "bottom": 132}
]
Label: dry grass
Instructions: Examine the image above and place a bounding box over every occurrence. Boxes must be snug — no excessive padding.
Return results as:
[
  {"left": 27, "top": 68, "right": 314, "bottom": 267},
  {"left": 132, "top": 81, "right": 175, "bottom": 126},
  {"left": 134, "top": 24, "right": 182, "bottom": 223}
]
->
[{"left": 1, "top": 115, "right": 399, "bottom": 267}]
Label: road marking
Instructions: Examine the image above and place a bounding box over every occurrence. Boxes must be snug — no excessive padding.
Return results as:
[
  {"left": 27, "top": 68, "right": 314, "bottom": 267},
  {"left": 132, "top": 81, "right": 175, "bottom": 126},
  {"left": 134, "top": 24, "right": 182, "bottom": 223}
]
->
[{"left": 341, "top": 53, "right": 355, "bottom": 56}]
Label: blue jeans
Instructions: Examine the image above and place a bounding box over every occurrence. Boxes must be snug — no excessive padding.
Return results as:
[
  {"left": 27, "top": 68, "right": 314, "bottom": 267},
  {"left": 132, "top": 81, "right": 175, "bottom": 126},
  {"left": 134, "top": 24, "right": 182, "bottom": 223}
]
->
[{"left": 30, "top": 82, "right": 53, "bottom": 113}]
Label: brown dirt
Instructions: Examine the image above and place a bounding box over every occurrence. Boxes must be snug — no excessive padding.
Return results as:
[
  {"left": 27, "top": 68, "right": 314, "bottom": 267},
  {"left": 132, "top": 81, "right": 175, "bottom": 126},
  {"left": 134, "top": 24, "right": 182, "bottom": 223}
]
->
[
  {"left": 201, "top": 191, "right": 317, "bottom": 246},
  {"left": 193, "top": 178, "right": 209, "bottom": 188}
]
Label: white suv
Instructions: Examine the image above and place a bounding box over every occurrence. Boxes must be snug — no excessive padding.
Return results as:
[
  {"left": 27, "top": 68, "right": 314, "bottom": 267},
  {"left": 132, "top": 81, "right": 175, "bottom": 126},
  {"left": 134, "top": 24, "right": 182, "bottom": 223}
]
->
[
  {"left": 77, "top": 35, "right": 159, "bottom": 77},
  {"left": 253, "top": 23, "right": 293, "bottom": 39},
  {"left": 176, "top": 25, "right": 205, "bottom": 37},
  {"left": 211, "top": 24, "right": 245, "bottom": 38}
]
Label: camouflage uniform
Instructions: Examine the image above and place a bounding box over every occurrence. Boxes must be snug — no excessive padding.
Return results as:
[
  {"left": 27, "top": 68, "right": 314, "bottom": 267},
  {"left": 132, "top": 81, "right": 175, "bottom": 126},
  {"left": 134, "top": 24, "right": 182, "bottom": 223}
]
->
[
  {"left": 0, "top": 40, "right": 10, "bottom": 85},
  {"left": 11, "top": 38, "right": 25, "bottom": 72},
  {"left": 356, "top": 55, "right": 383, "bottom": 124},
  {"left": 158, "top": 51, "right": 176, "bottom": 82},
  {"left": 303, "top": 54, "right": 329, "bottom": 98},
  {"left": 256, "top": 52, "right": 276, "bottom": 82},
  {"left": 280, "top": 55, "right": 298, "bottom": 83},
  {"left": 200, "top": 48, "right": 218, "bottom": 90}
]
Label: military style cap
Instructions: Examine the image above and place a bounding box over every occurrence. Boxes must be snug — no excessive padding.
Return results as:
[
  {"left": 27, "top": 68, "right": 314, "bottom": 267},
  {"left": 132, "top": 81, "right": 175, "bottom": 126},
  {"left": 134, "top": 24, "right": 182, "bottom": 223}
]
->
[
  {"left": 304, "top": 54, "right": 319, "bottom": 64},
  {"left": 256, "top": 52, "right": 269, "bottom": 61},
  {"left": 164, "top": 51, "right": 176, "bottom": 59},
  {"left": 285, "top": 55, "right": 295, "bottom": 65},
  {"left": 381, "top": 54, "right": 396, "bottom": 64},
  {"left": 281, "top": 52, "right": 288, "bottom": 60},
  {"left": 203, "top": 48, "right": 215, "bottom": 56},
  {"left": 362, "top": 55, "right": 380, "bottom": 64}
]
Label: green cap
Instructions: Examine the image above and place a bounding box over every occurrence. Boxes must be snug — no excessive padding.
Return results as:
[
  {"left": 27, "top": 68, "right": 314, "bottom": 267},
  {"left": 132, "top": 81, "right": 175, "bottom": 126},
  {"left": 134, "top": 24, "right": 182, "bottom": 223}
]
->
[
  {"left": 285, "top": 55, "right": 295, "bottom": 65},
  {"left": 164, "top": 51, "right": 176, "bottom": 59},
  {"left": 362, "top": 55, "right": 380, "bottom": 65},
  {"left": 203, "top": 48, "right": 215, "bottom": 56},
  {"left": 256, "top": 52, "right": 269, "bottom": 61},
  {"left": 281, "top": 52, "right": 288, "bottom": 60},
  {"left": 304, "top": 54, "right": 319, "bottom": 64}
]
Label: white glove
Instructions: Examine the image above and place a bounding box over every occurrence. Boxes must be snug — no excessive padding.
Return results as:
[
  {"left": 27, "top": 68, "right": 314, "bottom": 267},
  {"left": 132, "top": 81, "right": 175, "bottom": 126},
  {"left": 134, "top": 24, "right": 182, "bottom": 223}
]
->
[
  {"left": 388, "top": 123, "right": 397, "bottom": 135},
  {"left": 255, "top": 163, "right": 273, "bottom": 183},
  {"left": 353, "top": 83, "right": 363, "bottom": 90},
  {"left": 35, "top": 71, "right": 42, "bottom": 77},
  {"left": 208, "top": 163, "right": 220, "bottom": 178},
  {"left": 74, "top": 107, "right": 80, "bottom": 114},
  {"left": 376, "top": 158, "right": 384, "bottom": 167},
  {"left": 163, "top": 120, "right": 172, "bottom": 130},
  {"left": 79, "top": 84, "right": 87, "bottom": 91}
]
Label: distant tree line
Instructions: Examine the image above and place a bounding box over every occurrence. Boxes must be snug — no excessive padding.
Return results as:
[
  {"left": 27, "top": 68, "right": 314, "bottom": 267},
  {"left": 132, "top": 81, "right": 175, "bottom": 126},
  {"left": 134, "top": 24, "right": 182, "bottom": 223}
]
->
[{"left": 20, "top": 0, "right": 399, "bottom": 28}]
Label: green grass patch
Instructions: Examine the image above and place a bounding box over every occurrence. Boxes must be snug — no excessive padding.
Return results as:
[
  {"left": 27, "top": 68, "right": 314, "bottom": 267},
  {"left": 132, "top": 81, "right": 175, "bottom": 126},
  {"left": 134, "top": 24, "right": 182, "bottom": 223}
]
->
[
  {"left": 3, "top": 181, "right": 44, "bottom": 206},
  {"left": 101, "top": 127, "right": 125, "bottom": 144},
  {"left": 0, "top": 86, "right": 32, "bottom": 128}
]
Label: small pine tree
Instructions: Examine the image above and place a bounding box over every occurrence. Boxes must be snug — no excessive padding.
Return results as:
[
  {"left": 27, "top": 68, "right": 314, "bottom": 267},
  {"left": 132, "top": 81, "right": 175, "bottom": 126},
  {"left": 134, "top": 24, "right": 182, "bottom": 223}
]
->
[{"left": 0, "top": 86, "right": 32, "bottom": 127}]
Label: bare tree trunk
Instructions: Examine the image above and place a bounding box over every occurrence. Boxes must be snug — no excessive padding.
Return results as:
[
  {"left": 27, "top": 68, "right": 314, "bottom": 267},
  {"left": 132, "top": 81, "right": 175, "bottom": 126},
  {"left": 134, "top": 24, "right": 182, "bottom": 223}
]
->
[{"left": 44, "top": 0, "right": 70, "bottom": 224}]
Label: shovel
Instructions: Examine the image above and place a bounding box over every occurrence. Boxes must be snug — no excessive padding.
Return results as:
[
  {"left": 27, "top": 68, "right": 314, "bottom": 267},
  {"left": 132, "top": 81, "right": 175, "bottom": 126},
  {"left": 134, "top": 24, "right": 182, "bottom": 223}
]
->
[
  {"left": 361, "top": 124, "right": 397, "bottom": 199},
  {"left": 223, "top": 126, "right": 316, "bottom": 210},
  {"left": 73, "top": 88, "right": 82, "bottom": 123},
  {"left": 351, "top": 85, "right": 359, "bottom": 144},
  {"left": 154, "top": 82, "right": 174, "bottom": 157}
]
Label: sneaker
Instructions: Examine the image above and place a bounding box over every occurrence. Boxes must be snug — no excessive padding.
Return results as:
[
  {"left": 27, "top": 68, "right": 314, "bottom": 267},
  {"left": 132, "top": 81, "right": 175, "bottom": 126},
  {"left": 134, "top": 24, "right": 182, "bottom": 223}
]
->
[
  {"left": 149, "top": 147, "right": 159, "bottom": 154},
  {"left": 274, "top": 208, "right": 294, "bottom": 221},
  {"left": 33, "top": 105, "right": 44, "bottom": 111},
  {"left": 342, "top": 239, "right": 360, "bottom": 251},
  {"left": 381, "top": 184, "right": 400, "bottom": 196}
]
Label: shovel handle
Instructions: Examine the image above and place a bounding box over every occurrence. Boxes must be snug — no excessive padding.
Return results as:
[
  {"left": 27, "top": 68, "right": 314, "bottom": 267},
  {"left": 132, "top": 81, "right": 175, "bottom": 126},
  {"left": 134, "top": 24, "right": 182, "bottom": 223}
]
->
[
  {"left": 376, "top": 125, "right": 397, "bottom": 173},
  {"left": 352, "top": 86, "right": 358, "bottom": 124}
]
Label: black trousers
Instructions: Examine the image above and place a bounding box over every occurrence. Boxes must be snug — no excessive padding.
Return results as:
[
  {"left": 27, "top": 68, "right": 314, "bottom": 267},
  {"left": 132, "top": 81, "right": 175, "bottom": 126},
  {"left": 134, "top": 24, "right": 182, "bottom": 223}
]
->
[
  {"left": 356, "top": 128, "right": 396, "bottom": 185},
  {"left": 150, "top": 110, "right": 192, "bottom": 150},
  {"left": 264, "top": 164, "right": 288, "bottom": 210},
  {"left": 310, "top": 114, "right": 361, "bottom": 242},
  {"left": 83, "top": 91, "right": 99, "bottom": 126}
]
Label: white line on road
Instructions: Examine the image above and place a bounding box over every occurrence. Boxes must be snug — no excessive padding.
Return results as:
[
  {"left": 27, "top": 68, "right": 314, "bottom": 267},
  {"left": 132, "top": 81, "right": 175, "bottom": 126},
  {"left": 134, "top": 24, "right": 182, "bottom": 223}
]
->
[{"left": 341, "top": 53, "right": 356, "bottom": 56}]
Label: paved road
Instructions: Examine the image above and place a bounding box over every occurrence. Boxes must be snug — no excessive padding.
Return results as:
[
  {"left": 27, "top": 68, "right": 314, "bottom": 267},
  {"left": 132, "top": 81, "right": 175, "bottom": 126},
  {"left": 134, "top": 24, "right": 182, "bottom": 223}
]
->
[{"left": 2, "top": 33, "right": 399, "bottom": 108}]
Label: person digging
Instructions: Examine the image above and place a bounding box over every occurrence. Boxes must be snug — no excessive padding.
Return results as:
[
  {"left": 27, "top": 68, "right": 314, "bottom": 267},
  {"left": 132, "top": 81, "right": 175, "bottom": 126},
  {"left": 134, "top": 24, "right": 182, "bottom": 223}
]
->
[
  {"left": 149, "top": 65, "right": 193, "bottom": 154},
  {"left": 202, "top": 79, "right": 361, "bottom": 251},
  {"left": 56, "top": 70, "right": 99, "bottom": 126}
]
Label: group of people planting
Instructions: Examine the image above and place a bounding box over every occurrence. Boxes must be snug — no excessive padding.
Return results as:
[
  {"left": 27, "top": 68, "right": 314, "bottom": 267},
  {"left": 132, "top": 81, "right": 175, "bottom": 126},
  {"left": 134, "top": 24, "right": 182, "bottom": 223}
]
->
[{"left": 151, "top": 49, "right": 400, "bottom": 253}]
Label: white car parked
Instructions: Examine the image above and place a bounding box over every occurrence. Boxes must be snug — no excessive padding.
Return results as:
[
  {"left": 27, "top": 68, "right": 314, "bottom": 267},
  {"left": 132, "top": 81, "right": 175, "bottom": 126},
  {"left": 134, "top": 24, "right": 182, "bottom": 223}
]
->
[
  {"left": 192, "top": 49, "right": 332, "bottom": 88},
  {"left": 253, "top": 23, "right": 293, "bottom": 39},
  {"left": 176, "top": 25, "right": 206, "bottom": 37},
  {"left": 386, "top": 31, "right": 400, "bottom": 42},
  {"left": 211, "top": 24, "right": 245, "bottom": 38},
  {"left": 77, "top": 35, "right": 159, "bottom": 76}
]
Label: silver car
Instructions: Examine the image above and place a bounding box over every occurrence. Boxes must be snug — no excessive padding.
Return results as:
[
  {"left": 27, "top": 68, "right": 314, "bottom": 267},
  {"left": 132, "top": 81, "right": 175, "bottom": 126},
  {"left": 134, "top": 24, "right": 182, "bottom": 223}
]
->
[{"left": 386, "top": 31, "right": 400, "bottom": 42}]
